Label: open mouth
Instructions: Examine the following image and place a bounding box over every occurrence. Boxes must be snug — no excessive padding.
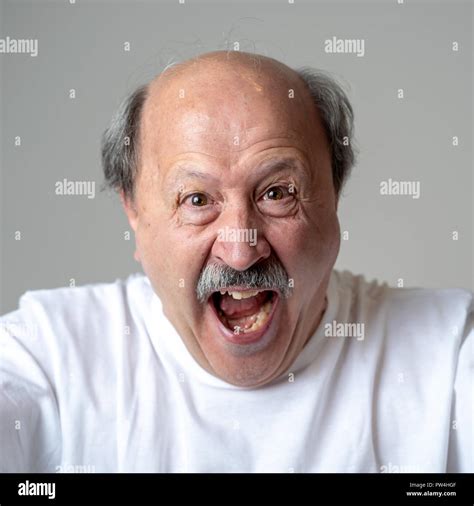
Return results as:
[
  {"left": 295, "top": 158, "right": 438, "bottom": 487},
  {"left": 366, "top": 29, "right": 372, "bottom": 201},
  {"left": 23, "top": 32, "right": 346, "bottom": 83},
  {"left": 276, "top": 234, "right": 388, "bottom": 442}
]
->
[{"left": 208, "top": 288, "right": 278, "bottom": 340}]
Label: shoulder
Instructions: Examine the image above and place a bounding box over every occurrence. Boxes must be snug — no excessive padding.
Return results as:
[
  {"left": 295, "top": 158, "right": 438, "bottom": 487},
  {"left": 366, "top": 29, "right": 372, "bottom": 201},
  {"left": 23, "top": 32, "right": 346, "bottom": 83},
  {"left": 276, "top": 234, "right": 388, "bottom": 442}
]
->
[
  {"left": 0, "top": 273, "right": 153, "bottom": 358},
  {"left": 18, "top": 273, "right": 148, "bottom": 310},
  {"left": 14, "top": 273, "right": 150, "bottom": 325},
  {"left": 332, "top": 269, "right": 472, "bottom": 349},
  {"left": 0, "top": 273, "right": 154, "bottom": 402},
  {"left": 334, "top": 269, "right": 471, "bottom": 320},
  {"left": 335, "top": 269, "right": 471, "bottom": 306},
  {"left": 331, "top": 271, "right": 473, "bottom": 469}
]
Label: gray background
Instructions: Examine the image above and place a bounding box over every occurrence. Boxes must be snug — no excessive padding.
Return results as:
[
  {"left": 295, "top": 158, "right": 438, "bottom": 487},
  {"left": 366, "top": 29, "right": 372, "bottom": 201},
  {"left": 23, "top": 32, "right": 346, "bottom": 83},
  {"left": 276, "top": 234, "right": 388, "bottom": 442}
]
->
[{"left": 1, "top": 0, "right": 472, "bottom": 314}]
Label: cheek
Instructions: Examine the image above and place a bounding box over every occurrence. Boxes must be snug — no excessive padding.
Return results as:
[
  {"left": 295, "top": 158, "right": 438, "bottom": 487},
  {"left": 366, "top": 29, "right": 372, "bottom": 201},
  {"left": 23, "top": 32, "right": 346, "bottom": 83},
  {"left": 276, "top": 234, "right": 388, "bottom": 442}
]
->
[
  {"left": 135, "top": 217, "right": 177, "bottom": 291},
  {"left": 136, "top": 216, "right": 210, "bottom": 298},
  {"left": 266, "top": 210, "right": 340, "bottom": 283},
  {"left": 135, "top": 218, "right": 160, "bottom": 260}
]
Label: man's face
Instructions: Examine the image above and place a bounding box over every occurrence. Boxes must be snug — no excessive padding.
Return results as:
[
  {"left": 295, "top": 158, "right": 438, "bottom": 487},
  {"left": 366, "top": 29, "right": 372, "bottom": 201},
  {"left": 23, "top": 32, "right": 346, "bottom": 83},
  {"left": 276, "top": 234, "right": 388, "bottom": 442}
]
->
[{"left": 124, "top": 54, "right": 341, "bottom": 387}]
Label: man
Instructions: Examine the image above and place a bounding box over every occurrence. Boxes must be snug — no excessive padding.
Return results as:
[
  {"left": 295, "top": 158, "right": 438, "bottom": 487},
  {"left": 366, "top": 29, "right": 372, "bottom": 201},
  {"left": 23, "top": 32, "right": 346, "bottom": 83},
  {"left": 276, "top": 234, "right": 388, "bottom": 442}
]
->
[{"left": 0, "top": 51, "right": 472, "bottom": 472}]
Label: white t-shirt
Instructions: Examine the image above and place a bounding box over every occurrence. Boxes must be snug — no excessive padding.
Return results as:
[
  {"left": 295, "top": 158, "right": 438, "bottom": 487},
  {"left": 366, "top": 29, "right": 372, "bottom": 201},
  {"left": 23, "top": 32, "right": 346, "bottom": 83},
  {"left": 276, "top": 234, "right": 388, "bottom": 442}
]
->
[{"left": 0, "top": 270, "right": 472, "bottom": 473}]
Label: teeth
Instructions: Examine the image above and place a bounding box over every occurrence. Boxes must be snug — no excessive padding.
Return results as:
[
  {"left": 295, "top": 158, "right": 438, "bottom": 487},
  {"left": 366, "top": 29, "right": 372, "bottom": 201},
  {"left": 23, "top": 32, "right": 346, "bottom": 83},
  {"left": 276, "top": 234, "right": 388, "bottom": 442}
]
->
[
  {"left": 216, "top": 295, "right": 275, "bottom": 336},
  {"left": 220, "top": 290, "right": 260, "bottom": 300},
  {"left": 226, "top": 300, "right": 272, "bottom": 334},
  {"left": 243, "top": 301, "right": 272, "bottom": 332}
]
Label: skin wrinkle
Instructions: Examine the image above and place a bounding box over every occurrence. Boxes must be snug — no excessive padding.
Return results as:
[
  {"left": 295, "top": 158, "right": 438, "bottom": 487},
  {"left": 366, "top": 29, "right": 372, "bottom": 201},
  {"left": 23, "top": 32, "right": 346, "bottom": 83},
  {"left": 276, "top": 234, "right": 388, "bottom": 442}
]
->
[
  {"left": 170, "top": 157, "right": 310, "bottom": 206},
  {"left": 122, "top": 51, "right": 341, "bottom": 388}
]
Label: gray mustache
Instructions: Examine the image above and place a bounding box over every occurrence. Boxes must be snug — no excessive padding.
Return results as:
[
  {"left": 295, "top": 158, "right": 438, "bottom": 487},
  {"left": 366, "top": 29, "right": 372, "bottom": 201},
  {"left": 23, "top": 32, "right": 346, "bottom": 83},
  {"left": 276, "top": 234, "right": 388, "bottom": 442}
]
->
[{"left": 196, "top": 256, "right": 292, "bottom": 303}]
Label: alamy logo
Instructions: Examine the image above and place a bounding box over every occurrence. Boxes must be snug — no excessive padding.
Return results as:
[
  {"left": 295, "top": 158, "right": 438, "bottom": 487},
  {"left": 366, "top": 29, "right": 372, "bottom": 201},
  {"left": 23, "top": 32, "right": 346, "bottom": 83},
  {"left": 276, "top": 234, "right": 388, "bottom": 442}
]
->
[
  {"left": 380, "top": 462, "right": 421, "bottom": 473},
  {"left": 324, "top": 37, "right": 365, "bottom": 57},
  {"left": 55, "top": 179, "right": 96, "bottom": 199},
  {"left": 1, "top": 321, "right": 38, "bottom": 340},
  {"left": 217, "top": 226, "right": 257, "bottom": 247},
  {"left": 0, "top": 36, "right": 38, "bottom": 57},
  {"left": 55, "top": 463, "right": 96, "bottom": 473},
  {"left": 18, "top": 481, "right": 55, "bottom": 499},
  {"left": 380, "top": 179, "right": 421, "bottom": 199},
  {"left": 325, "top": 320, "right": 365, "bottom": 341}
]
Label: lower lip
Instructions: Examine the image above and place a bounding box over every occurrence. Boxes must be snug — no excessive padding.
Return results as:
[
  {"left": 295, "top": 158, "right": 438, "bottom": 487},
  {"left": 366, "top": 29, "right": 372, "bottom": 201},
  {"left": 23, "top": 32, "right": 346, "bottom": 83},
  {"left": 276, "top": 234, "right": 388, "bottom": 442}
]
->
[{"left": 208, "top": 293, "right": 280, "bottom": 346}]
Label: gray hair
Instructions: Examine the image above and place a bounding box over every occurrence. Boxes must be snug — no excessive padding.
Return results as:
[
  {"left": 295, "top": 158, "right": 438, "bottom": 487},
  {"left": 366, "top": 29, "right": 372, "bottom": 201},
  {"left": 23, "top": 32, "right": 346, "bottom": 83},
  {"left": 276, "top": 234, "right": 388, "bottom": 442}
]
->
[
  {"left": 101, "top": 67, "right": 355, "bottom": 199},
  {"left": 101, "top": 84, "right": 148, "bottom": 199},
  {"left": 296, "top": 68, "right": 356, "bottom": 195},
  {"left": 196, "top": 255, "right": 292, "bottom": 304}
]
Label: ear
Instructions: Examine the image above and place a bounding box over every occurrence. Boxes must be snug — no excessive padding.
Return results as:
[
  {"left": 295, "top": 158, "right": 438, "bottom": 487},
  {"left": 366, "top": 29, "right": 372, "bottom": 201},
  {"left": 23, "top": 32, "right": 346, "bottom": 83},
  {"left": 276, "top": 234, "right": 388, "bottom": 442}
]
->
[
  {"left": 120, "top": 190, "right": 141, "bottom": 262},
  {"left": 120, "top": 190, "right": 139, "bottom": 232}
]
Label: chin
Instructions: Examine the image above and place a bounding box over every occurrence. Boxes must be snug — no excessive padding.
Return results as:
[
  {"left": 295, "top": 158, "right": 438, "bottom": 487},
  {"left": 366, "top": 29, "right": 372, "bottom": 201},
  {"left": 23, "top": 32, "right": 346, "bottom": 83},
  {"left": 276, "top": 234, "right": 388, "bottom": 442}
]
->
[{"left": 200, "top": 313, "right": 293, "bottom": 388}]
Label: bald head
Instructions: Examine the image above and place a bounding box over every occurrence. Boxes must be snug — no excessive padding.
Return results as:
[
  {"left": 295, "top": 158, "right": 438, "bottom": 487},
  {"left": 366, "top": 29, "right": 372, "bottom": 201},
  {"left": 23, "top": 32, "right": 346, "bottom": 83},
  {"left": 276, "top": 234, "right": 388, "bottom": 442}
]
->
[
  {"left": 152, "top": 51, "right": 307, "bottom": 91},
  {"left": 138, "top": 51, "right": 322, "bottom": 186},
  {"left": 148, "top": 51, "right": 316, "bottom": 130}
]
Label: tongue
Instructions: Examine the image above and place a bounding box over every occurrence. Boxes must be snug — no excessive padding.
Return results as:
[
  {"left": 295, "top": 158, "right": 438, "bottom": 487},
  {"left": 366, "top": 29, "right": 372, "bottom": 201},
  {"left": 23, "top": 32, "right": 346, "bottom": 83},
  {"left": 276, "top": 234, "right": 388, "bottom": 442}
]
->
[{"left": 219, "top": 291, "right": 269, "bottom": 318}]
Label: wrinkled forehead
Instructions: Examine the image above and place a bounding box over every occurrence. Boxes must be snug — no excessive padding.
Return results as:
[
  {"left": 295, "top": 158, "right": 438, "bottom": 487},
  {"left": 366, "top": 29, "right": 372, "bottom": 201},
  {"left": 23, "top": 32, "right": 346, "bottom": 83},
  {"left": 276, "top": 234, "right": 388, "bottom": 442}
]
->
[{"left": 139, "top": 54, "right": 324, "bottom": 167}]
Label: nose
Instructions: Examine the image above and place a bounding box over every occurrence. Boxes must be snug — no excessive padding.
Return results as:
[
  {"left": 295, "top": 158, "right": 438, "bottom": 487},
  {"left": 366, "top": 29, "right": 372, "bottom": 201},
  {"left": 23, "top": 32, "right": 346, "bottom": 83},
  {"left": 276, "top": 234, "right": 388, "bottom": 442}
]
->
[{"left": 210, "top": 203, "right": 271, "bottom": 271}]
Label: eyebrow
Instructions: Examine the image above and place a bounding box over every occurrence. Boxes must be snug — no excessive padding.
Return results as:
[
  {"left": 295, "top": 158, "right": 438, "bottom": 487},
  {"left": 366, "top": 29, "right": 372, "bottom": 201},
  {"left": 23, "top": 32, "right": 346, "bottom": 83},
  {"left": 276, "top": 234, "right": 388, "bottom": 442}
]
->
[{"left": 170, "top": 157, "right": 307, "bottom": 185}]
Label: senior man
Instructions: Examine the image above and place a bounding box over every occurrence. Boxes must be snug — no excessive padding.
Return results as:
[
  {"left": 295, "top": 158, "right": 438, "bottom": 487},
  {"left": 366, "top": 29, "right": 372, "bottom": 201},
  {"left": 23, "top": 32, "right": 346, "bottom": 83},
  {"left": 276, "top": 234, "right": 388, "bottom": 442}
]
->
[{"left": 0, "top": 51, "right": 472, "bottom": 473}]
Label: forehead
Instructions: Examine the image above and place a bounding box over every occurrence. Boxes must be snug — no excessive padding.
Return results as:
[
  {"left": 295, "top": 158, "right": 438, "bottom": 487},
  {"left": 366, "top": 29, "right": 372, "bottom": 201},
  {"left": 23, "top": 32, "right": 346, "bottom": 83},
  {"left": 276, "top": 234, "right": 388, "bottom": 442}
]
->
[{"left": 139, "top": 56, "right": 326, "bottom": 173}]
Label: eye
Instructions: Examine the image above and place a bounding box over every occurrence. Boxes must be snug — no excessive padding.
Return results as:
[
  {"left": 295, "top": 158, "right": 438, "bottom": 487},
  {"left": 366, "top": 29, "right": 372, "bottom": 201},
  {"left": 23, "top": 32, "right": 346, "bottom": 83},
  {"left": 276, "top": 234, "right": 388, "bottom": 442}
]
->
[
  {"left": 263, "top": 185, "right": 295, "bottom": 201},
  {"left": 185, "top": 192, "right": 209, "bottom": 207},
  {"left": 265, "top": 187, "right": 284, "bottom": 200},
  {"left": 258, "top": 184, "right": 298, "bottom": 217},
  {"left": 179, "top": 191, "right": 219, "bottom": 225}
]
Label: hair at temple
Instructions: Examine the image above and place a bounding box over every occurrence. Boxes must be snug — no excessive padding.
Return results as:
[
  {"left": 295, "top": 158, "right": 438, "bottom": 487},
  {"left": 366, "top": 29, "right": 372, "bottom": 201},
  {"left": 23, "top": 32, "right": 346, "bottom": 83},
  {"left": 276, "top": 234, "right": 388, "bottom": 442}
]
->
[{"left": 101, "top": 56, "right": 356, "bottom": 200}]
